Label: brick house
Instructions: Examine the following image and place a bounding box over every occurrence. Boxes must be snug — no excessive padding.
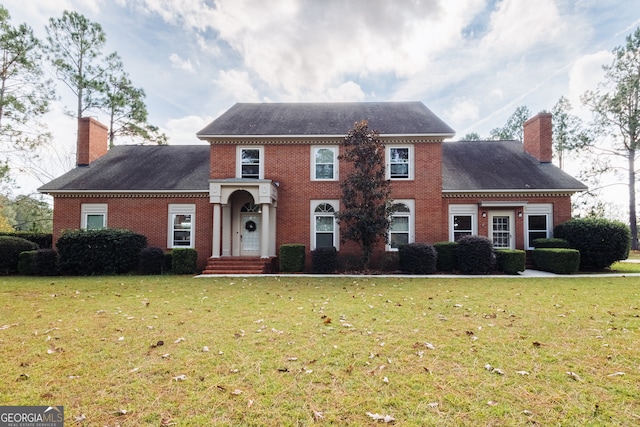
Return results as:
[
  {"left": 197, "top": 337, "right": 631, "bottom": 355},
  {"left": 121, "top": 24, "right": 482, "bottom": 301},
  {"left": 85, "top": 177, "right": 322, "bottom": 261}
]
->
[{"left": 39, "top": 102, "right": 587, "bottom": 273}]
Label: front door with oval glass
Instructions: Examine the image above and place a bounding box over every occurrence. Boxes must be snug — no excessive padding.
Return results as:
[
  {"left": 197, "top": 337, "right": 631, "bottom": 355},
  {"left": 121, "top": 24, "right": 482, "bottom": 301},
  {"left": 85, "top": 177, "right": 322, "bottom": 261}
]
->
[{"left": 241, "top": 214, "right": 260, "bottom": 256}]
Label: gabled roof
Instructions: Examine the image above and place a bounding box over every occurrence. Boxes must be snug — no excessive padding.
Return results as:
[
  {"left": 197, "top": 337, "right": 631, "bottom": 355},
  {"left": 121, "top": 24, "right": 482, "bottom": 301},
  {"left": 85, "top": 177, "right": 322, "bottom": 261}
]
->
[
  {"left": 38, "top": 145, "right": 210, "bottom": 193},
  {"left": 442, "top": 140, "right": 587, "bottom": 193},
  {"left": 197, "top": 102, "right": 455, "bottom": 138}
]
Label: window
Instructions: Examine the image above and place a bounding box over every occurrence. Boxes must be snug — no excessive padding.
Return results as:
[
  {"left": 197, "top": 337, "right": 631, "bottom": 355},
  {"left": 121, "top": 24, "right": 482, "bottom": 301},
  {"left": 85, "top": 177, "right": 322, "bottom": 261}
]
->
[
  {"left": 525, "top": 204, "right": 553, "bottom": 249},
  {"left": 168, "top": 204, "right": 195, "bottom": 248},
  {"left": 387, "top": 200, "right": 414, "bottom": 251},
  {"left": 387, "top": 146, "right": 413, "bottom": 180},
  {"left": 312, "top": 146, "right": 338, "bottom": 180},
  {"left": 449, "top": 204, "right": 478, "bottom": 242},
  {"left": 81, "top": 204, "right": 107, "bottom": 229},
  {"left": 311, "top": 200, "right": 339, "bottom": 250},
  {"left": 237, "top": 147, "right": 263, "bottom": 179}
]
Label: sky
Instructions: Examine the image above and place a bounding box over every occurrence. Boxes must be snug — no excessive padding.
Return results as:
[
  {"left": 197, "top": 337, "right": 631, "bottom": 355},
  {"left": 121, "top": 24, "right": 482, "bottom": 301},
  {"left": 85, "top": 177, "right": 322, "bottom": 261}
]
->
[{"left": 2, "top": 0, "right": 640, "bottom": 199}]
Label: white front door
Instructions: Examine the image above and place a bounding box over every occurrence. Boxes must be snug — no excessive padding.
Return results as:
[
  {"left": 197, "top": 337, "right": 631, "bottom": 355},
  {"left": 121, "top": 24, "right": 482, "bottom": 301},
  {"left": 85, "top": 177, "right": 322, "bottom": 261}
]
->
[
  {"left": 490, "top": 211, "right": 515, "bottom": 249},
  {"left": 241, "top": 214, "right": 261, "bottom": 256}
]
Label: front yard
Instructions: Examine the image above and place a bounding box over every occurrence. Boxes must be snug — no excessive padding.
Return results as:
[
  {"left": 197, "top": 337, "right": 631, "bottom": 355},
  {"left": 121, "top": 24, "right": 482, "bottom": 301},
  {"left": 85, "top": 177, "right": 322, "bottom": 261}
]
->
[{"left": 1, "top": 275, "right": 639, "bottom": 426}]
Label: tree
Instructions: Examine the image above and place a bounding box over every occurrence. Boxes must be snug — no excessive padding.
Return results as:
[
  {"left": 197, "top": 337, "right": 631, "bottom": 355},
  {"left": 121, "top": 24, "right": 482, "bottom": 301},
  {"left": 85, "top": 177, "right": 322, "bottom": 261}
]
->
[
  {"left": 336, "top": 120, "right": 392, "bottom": 269},
  {"left": 551, "top": 96, "right": 591, "bottom": 169},
  {"left": 490, "top": 106, "right": 531, "bottom": 140},
  {"left": 582, "top": 26, "right": 640, "bottom": 250},
  {"left": 0, "top": 6, "right": 54, "bottom": 185},
  {"left": 46, "top": 11, "right": 166, "bottom": 145},
  {"left": 98, "top": 60, "right": 167, "bottom": 146},
  {"left": 461, "top": 132, "right": 482, "bottom": 141}
]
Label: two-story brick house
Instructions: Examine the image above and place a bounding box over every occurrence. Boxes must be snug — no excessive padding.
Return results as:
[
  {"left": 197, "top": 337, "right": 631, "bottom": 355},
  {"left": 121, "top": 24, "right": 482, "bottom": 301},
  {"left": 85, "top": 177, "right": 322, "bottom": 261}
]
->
[{"left": 39, "top": 102, "right": 587, "bottom": 273}]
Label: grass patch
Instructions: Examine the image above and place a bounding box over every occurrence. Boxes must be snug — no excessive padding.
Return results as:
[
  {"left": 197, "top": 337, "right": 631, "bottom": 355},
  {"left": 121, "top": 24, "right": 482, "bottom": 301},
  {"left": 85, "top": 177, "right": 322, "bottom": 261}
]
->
[{"left": 1, "top": 275, "right": 639, "bottom": 426}]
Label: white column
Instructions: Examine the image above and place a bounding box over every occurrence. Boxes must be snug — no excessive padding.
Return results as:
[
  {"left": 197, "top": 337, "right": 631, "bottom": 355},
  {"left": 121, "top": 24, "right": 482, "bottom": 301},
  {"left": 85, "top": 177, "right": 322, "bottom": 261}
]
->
[
  {"left": 212, "top": 203, "right": 221, "bottom": 258},
  {"left": 260, "top": 203, "right": 270, "bottom": 258},
  {"left": 222, "top": 204, "right": 231, "bottom": 256}
]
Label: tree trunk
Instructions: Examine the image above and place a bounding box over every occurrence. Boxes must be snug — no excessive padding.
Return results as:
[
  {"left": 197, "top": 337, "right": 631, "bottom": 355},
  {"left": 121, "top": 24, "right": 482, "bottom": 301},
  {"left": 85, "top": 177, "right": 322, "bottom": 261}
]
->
[{"left": 629, "top": 149, "right": 638, "bottom": 250}]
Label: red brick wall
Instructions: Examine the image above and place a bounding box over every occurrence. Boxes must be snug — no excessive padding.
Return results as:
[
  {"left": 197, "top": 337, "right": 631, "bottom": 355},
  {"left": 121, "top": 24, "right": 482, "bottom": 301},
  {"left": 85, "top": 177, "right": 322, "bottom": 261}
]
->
[
  {"left": 52, "top": 196, "right": 212, "bottom": 270},
  {"left": 77, "top": 118, "right": 108, "bottom": 166}
]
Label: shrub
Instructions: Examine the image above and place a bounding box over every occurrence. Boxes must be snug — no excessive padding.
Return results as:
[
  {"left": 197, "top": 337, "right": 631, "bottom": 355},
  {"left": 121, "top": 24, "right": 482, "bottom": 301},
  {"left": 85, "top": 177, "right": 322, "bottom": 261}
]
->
[
  {"left": 172, "top": 248, "right": 198, "bottom": 274},
  {"left": 531, "top": 238, "right": 570, "bottom": 248},
  {"left": 139, "top": 246, "right": 166, "bottom": 275},
  {"left": 164, "top": 252, "right": 173, "bottom": 273},
  {"left": 336, "top": 253, "right": 364, "bottom": 272},
  {"left": 0, "top": 236, "right": 39, "bottom": 274},
  {"left": 32, "top": 249, "right": 59, "bottom": 276},
  {"left": 18, "top": 251, "right": 37, "bottom": 275},
  {"left": 434, "top": 241, "right": 457, "bottom": 272},
  {"left": 57, "top": 229, "right": 147, "bottom": 275},
  {"left": 455, "top": 235, "right": 494, "bottom": 274},
  {"left": 554, "top": 218, "right": 631, "bottom": 270},
  {"left": 0, "top": 232, "right": 52, "bottom": 249},
  {"left": 533, "top": 248, "right": 580, "bottom": 274},
  {"left": 312, "top": 247, "right": 338, "bottom": 274},
  {"left": 398, "top": 243, "right": 437, "bottom": 274},
  {"left": 495, "top": 249, "right": 526, "bottom": 274},
  {"left": 279, "top": 244, "right": 306, "bottom": 272}
]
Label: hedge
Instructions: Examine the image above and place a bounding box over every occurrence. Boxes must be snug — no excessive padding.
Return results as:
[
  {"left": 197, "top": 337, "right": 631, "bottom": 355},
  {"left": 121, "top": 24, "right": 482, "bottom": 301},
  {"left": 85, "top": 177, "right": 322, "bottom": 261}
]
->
[
  {"left": 531, "top": 238, "right": 570, "bottom": 248},
  {"left": 455, "top": 235, "right": 494, "bottom": 274},
  {"left": 172, "top": 248, "right": 198, "bottom": 274},
  {"left": 139, "top": 246, "right": 166, "bottom": 275},
  {"left": 495, "top": 249, "right": 526, "bottom": 275},
  {"left": 0, "top": 232, "right": 52, "bottom": 249},
  {"left": 279, "top": 244, "right": 306, "bottom": 272},
  {"left": 434, "top": 241, "right": 457, "bottom": 272},
  {"left": 312, "top": 247, "right": 338, "bottom": 273},
  {"left": 533, "top": 248, "right": 580, "bottom": 274},
  {"left": 398, "top": 243, "right": 437, "bottom": 274},
  {"left": 0, "top": 236, "right": 39, "bottom": 274}
]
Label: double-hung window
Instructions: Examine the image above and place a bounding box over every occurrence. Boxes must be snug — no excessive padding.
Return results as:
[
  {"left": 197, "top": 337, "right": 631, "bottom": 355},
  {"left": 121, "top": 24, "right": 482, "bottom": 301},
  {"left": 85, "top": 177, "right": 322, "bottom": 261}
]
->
[
  {"left": 238, "top": 147, "right": 263, "bottom": 179},
  {"left": 387, "top": 145, "right": 413, "bottom": 180},
  {"left": 525, "top": 204, "right": 553, "bottom": 249},
  {"left": 311, "top": 200, "right": 339, "bottom": 250},
  {"left": 168, "top": 204, "right": 195, "bottom": 248},
  {"left": 449, "top": 204, "right": 478, "bottom": 242},
  {"left": 312, "top": 146, "right": 338, "bottom": 180},
  {"left": 388, "top": 200, "right": 414, "bottom": 251},
  {"left": 81, "top": 204, "right": 107, "bottom": 230}
]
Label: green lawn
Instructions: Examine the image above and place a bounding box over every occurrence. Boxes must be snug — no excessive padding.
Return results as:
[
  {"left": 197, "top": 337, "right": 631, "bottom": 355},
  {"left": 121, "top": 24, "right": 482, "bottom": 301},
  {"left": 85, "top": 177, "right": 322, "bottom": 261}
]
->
[{"left": 1, "top": 275, "right": 639, "bottom": 426}]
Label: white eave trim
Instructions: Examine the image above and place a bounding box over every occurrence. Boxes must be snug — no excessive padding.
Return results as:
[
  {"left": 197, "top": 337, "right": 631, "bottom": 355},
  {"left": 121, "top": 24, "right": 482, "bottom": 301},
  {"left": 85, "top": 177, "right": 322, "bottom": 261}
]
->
[{"left": 198, "top": 133, "right": 455, "bottom": 140}]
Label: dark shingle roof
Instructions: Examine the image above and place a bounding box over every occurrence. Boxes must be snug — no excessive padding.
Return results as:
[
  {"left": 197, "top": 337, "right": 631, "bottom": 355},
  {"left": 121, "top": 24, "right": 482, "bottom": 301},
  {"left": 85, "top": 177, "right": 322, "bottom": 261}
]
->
[
  {"left": 442, "top": 140, "right": 587, "bottom": 192},
  {"left": 197, "top": 102, "right": 455, "bottom": 137},
  {"left": 38, "top": 145, "right": 210, "bottom": 193}
]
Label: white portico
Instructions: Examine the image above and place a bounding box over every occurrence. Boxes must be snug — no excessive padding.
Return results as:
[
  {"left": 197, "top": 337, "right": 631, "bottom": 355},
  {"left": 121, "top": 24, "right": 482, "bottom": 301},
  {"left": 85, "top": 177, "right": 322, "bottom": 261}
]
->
[{"left": 209, "top": 179, "right": 278, "bottom": 259}]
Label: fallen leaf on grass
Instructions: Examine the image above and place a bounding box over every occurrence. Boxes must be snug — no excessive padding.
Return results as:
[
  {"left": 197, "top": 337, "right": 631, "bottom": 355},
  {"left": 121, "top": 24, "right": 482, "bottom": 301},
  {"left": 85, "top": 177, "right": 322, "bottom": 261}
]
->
[
  {"left": 566, "top": 371, "right": 582, "bottom": 381},
  {"left": 173, "top": 374, "right": 187, "bottom": 381},
  {"left": 607, "top": 371, "right": 625, "bottom": 377},
  {"left": 366, "top": 412, "right": 396, "bottom": 423},
  {"left": 231, "top": 389, "right": 243, "bottom": 395},
  {"left": 74, "top": 414, "right": 87, "bottom": 422},
  {"left": 487, "top": 401, "right": 498, "bottom": 406},
  {"left": 515, "top": 370, "right": 530, "bottom": 376},
  {"left": 313, "top": 410, "right": 324, "bottom": 420},
  {"left": 174, "top": 337, "right": 185, "bottom": 343},
  {"left": 427, "top": 402, "right": 438, "bottom": 408}
]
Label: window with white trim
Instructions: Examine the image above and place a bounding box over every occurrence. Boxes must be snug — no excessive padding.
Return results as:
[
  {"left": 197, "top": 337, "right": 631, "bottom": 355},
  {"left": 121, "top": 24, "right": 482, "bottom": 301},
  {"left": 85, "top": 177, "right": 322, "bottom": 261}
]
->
[
  {"left": 168, "top": 204, "right": 195, "bottom": 248},
  {"left": 81, "top": 204, "right": 107, "bottom": 230},
  {"left": 311, "top": 200, "right": 339, "bottom": 250},
  {"left": 386, "top": 145, "right": 414, "bottom": 180},
  {"left": 387, "top": 200, "right": 415, "bottom": 251},
  {"left": 449, "top": 204, "right": 478, "bottom": 242},
  {"left": 312, "top": 146, "right": 338, "bottom": 180},
  {"left": 237, "top": 146, "right": 263, "bottom": 179},
  {"left": 525, "top": 204, "right": 553, "bottom": 249}
]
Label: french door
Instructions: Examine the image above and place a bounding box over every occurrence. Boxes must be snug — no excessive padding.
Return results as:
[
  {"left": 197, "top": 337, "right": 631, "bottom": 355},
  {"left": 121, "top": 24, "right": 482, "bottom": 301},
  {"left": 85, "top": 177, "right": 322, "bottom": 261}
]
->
[{"left": 489, "top": 211, "right": 515, "bottom": 249}]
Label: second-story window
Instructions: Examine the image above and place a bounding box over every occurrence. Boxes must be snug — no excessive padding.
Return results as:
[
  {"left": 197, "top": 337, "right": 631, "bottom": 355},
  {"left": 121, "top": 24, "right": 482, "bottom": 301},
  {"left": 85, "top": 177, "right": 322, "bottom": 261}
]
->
[
  {"left": 312, "top": 146, "right": 338, "bottom": 180},
  {"left": 387, "top": 145, "right": 413, "bottom": 180},
  {"left": 238, "top": 147, "right": 263, "bottom": 179}
]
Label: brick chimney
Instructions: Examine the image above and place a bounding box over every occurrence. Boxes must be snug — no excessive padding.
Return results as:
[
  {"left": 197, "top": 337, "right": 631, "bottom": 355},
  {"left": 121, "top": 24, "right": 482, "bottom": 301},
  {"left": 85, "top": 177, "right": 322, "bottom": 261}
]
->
[
  {"left": 523, "top": 112, "right": 552, "bottom": 163},
  {"left": 77, "top": 117, "right": 108, "bottom": 166}
]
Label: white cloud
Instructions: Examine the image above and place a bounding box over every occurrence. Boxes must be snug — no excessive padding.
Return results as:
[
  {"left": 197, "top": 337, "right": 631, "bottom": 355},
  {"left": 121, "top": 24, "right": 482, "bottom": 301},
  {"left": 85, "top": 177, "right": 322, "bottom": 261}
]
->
[
  {"left": 164, "top": 116, "right": 212, "bottom": 145},
  {"left": 568, "top": 50, "right": 611, "bottom": 103},
  {"left": 444, "top": 98, "right": 480, "bottom": 133},
  {"left": 169, "top": 53, "right": 195, "bottom": 73},
  {"left": 214, "top": 69, "right": 260, "bottom": 102}
]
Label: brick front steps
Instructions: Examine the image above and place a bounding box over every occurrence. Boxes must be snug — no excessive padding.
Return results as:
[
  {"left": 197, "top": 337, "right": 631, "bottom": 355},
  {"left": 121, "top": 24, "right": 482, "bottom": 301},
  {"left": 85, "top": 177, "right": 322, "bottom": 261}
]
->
[{"left": 202, "top": 257, "right": 277, "bottom": 275}]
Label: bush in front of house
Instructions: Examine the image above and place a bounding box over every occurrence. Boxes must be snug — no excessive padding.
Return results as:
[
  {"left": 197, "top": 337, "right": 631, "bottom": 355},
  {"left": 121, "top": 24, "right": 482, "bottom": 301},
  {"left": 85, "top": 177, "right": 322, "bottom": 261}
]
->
[
  {"left": 434, "top": 241, "right": 457, "bottom": 272},
  {"left": 0, "top": 232, "right": 52, "bottom": 249},
  {"left": 554, "top": 218, "right": 631, "bottom": 270},
  {"left": 139, "top": 246, "right": 166, "bottom": 275},
  {"left": 398, "top": 243, "right": 437, "bottom": 274},
  {"left": 531, "top": 238, "right": 570, "bottom": 248},
  {"left": 57, "top": 229, "right": 147, "bottom": 275},
  {"left": 455, "top": 235, "right": 495, "bottom": 274},
  {"left": 32, "top": 249, "right": 59, "bottom": 276},
  {"left": 0, "top": 236, "right": 39, "bottom": 274},
  {"left": 172, "top": 248, "right": 198, "bottom": 274},
  {"left": 279, "top": 244, "right": 306, "bottom": 272},
  {"left": 164, "top": 252, "right": 173, "bottom": 273},
  {"left": 18, "top": 250, "right": 37, "bottom": 275},
  {"left": 533, "top": 248, "right": 580, "bottom": 274},
  {"left": 495, "top": 249, "right": 526, "bottom": 275},
  {"left": 312, "top": 246, "right": 338, "bottom": 273}
]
